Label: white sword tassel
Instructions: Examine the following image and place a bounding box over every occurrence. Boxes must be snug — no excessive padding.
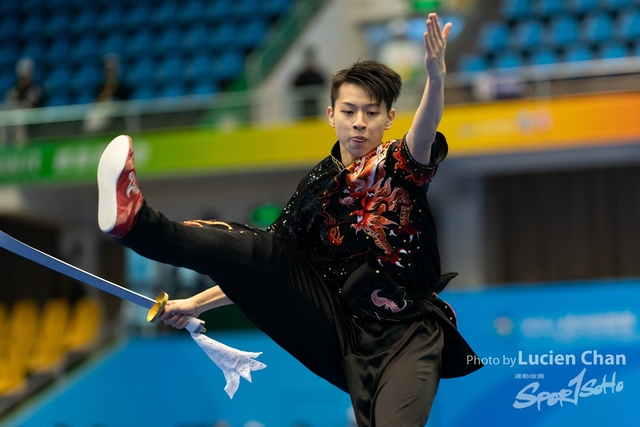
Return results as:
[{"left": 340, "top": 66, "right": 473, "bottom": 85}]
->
[
  {"left": 0, "top": 230, "right": 266, "bottom": 398},
  {"left": 191, "top": 332, "right": 267, "bottom": 398}
]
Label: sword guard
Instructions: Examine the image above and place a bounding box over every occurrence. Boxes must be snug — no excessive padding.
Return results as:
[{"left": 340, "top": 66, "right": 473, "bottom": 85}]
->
[
  {"left": 147, "top": 291, "right": 207, "bottom": 334},
  {"left": 147, "top": 292, "right": 168, "bottom": 322}
]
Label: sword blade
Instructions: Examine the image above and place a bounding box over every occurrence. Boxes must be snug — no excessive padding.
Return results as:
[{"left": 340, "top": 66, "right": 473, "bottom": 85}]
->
[{"left": 0, "top": 230, "right": 155, "bottom": 309}]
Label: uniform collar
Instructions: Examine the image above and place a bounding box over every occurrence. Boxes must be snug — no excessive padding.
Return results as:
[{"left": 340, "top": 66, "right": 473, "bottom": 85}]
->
[{"left": 329, "top": 140, "right": 384, "bottom": 170}]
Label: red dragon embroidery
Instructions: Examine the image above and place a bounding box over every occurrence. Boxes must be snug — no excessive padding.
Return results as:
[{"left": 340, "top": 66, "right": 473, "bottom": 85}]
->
[
  {"left": 322, "top": 210, "right": 343, "bottom": 246},
  {"left": 345, "top": 145, "right": 416, "bottom": 267},
  {"left": 371, "top": 289, "right": 408, "bottom": 313},
  {"left": 322, "top": 141, "right": 422, "bottom": 267},
  {"left": 392, "top": 140, "right": 436, "bottom": 186}
]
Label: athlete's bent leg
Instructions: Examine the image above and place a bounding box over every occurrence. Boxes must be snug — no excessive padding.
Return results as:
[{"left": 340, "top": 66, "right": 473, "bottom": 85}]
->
[{"left": 343, "top": 318, "right": 443, "bottom": 427}]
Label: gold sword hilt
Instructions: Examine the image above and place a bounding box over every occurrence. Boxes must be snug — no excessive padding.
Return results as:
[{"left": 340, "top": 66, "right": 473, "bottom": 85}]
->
[{"left": 146, "top": 292, "right": 206, "bottom": 333}]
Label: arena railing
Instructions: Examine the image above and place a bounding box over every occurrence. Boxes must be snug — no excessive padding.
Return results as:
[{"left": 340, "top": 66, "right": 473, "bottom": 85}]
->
[{"left": 1, "top": 57, "right": 639, "bottom": 144}]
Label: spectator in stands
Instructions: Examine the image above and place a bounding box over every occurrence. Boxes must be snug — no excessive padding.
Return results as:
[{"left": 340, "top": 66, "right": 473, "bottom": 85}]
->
[
  {"left": 1, "top": 58, "right": 43, "bottom": 146},
  {"left": 97, "top": 13, "right": 481, "bottom": 427},
  {"left": 96, "top": 53, "right": 131, "bottom": 103},
  {"left": 291, "top": 47, "right": 325, "bottom": 118},
  {"left": 84, "top": 53, "right": 131, "bottom": 134}
]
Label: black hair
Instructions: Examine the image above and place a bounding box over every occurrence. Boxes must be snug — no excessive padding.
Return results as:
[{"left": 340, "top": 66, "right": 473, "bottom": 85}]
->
[{"left": 329, "top": 60, "right": 402, "bottom": 111}]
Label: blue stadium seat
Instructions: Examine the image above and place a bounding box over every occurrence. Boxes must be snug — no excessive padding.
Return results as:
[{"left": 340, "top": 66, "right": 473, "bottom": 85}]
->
[
  {"left": 45, "top": 94, "right": 71, "bottom": 107},
  {"left": 213, "top": 51, "right": 244, "bottom": 81},
  {"left": 124, "top": 31, "right": 154, "bottom": 61},
  {"left": 0, "top": 72, "right": 14, "bottom": 96},
  {"left": 210, "top": 22, "right": 237, "bottom": 50},
  {"left": 510, "top": 20, "right": 544, "bottom": 50},
  {"left": 161, "top": 83, "right": 186, "bottom": 99},
  {"left": 92, "top": 0, "right": 120, "bottom": 10},
  {"left": 237, "top": 19, "right": 269, "bottom": 49},
  {"left": 155, "top": 28, "right": 183, "bottom": 55},
  {"left": 157, "top": 55, "right": 185, "bottom": 84},
  {"left": 598, "top": 42, "right": 628, "bottom": 59},
  {"left": 478, "top": 22, "right": 510, "bottom": 52},
  {"left": 233, "top": 0, "right": 261, "bottom": 19},
  {"left": 123, "top": 4, "right": 151, "bottom": 31},
  {"left": 71, "top": 37, "right": 99, "bottom": 66},
  {"left": 178, "top": 0, "right": 206, "bottom": 26},
  {"left": 567, "top": 0, "right": 600, "bottom": 13},
  {"left": 602, "top": 0, "right": 633, "bottom": 10},
  {"left": 45, "top": 39, "right": 71, "bottom": 65},
  {"left": 547, "top": 16, "right": 579, "bottom": 46},
  {"left": 261, "top": 0, "right": 292, "bottom": 17},
  {"left": 617, "top": 9, "right": 640, "bottom": 41},
  {"left": 20, "top": 14, "right": 45, "bottom": 40},
  {"left": 563, "top": 44, "right": 594, "bottom": 73},
  {"left": 187, "top": 54, "right": 213, "bottom": 82},
  {"left": 20, "top": 42, "right": 45, "bottom": 65},
  {"left": 44, "top": 0, "right": 71, "bottom": 13},
  {"left": 44, "top": 12, "right": 71, "bottom": 40},
  {"left": 192, "top": 81, "right": 219, "bottom": 96},
  {"left": 45, "top": 67, "right": 72, "bottom": 96},
  {"left": 0, "top": 19, "right": 19, "bottom": 45},
  {"left": 501, "top": 0, "right": 532, "bottom": 20},
  {"left": 564, "top": 44, "right": 594, "bottom": 62},
  {"left": 74, "top": 65, "right": 102, "bottom": 95},
  {"left": 457, "top": 53, "right": 488, "bottom": 72},
  {"left": 493, "top": 51, "right": 524, "bottom": 69},
  {"left": 97, "top": 7, "right": 123, "bottom": 34},
  {"left": 0, "top": 0, "right": 18, "bottom": 15},
  {"left": 73, "top": 91, "right": 95, "bottom": 105},
  {"left": 404, "top": 18, "right": 430, "bottom": 42},
  {"left": 205, "top": 0, "right": 233, "bottom": 22},
  {"left": 71, "top": 10, "right": 97, "bottom": 36},
  {"left": 362, "top": 25, "right": 389, "bottom": 46},
  {"left": 151, "top": 2, "right": 178, "bottom": 28},
  {"left": 131, "top": 86, "right": 156, "bottom": 101},
  {"left": 129, "top": 59, "right": 156, "bottom": 87},
  {"left": 534, "top": 0, "right": 564, "bottom": 17},
  {"left": 529, "top": 48, "right": 558, "bottom": 66},
  {"left": 183, "top": 25, "right": 209, "bottom": 54},
  {"left": 101, "top": 33, "right": 126, "bottom": 56},
  {"left": 582, "top": 12, "right": 613, "bottom": 43},
  {"left": 0, "top": 45, "right": 18, "bottom": 71},
  {"left": 20, "top": 0, "right": 46, "bottom": 12}
]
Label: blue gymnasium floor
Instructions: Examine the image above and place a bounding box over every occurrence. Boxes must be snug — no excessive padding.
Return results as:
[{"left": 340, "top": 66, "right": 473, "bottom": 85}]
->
[
  {"left": 3, "top": 331, "right": 353, "bottom": 427},
  {"left": 5, "top": 279, "right": 640, "bottom": 427}
]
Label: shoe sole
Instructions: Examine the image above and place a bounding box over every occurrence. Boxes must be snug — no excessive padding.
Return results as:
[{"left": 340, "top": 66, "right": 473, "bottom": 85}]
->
[{"left": 97, "top": 135, "right": 131, "bottom": 233}]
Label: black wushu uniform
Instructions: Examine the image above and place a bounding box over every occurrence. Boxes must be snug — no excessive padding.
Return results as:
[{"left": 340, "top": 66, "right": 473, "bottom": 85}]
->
[
  {"left": 267, "top": 132, "right": 482, "bottom": 426},
  {"left": 119, "top": 132, "right": 482, "bottom": 427}
]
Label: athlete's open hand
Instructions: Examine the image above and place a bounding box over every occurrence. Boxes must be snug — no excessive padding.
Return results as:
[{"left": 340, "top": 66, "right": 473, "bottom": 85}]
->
[{"left": 424, "top": 13, "right": 452, "bottom": 81}]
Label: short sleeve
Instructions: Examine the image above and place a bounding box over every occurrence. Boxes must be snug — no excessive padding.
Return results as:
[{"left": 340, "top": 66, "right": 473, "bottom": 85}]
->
[{"left": 391, "top": 132, "right": 448, "bottom": 186}]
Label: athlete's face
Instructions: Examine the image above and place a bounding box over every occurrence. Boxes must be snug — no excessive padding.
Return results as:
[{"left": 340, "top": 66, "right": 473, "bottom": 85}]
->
[{"left": 327, "top": 83, "right": 395, "bottom": 166}]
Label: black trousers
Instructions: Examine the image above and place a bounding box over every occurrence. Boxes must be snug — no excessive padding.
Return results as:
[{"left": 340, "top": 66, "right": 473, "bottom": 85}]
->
[{"left": 120, "top": 203, "right": 443, "bottom": 427}]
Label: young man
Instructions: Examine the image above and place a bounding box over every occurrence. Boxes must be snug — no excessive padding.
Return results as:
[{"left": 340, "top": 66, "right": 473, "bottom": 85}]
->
[{"left": 97, "top": 13, "right": 481, "bottom": 427}]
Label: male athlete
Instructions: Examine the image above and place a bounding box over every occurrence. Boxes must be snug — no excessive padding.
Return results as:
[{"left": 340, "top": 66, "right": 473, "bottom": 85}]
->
[{"left": 97, "top": 13, "right": 481, "bottom": 427}]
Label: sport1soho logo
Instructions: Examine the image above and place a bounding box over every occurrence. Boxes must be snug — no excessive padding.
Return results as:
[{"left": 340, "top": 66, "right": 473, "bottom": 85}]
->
[{"left": 512, "top": 350, "right": 626, "bottom": 411}]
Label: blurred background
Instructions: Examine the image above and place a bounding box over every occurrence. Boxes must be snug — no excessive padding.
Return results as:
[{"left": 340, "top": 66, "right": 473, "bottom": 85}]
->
[{"left": 1, "top": 0, "right": 640, "bottom": 425}]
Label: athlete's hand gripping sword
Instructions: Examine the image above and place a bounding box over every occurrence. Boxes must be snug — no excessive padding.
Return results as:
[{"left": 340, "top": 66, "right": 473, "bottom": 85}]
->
[{"left": 0, "top": 230, "right": 265, "bottom": 398}]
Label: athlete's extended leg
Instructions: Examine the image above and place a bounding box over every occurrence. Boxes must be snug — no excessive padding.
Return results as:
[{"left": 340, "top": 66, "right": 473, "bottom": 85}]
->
[{"left": 97, "top": 135, "right": 349, "bottom": 391}]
